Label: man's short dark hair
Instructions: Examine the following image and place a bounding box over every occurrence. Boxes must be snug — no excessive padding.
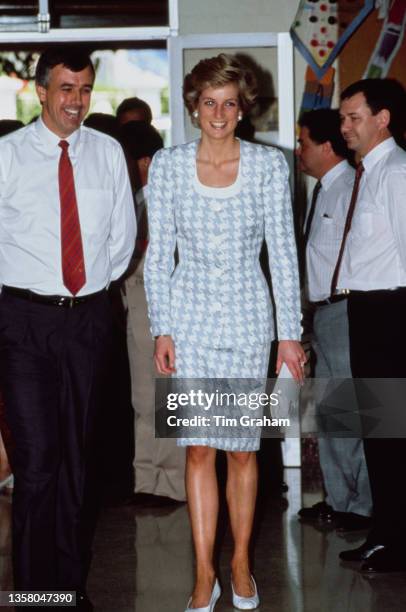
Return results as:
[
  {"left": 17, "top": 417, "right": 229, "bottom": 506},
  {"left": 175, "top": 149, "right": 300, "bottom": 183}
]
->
[
  {"left": 298, "top": 108, "right": 349, "bottom": 158},
  {"left": 340, "top": 78, "right": 406, "bottom": 141},
  {"left": 116, "top": 97, "right": 152, "bottom": 124},
  {"left": 35, "top": 46, "right": 95, "bottom": 88},
  {"left": 119, "top": 120, "right": 163, "bottom": 161},
  {"left": 83, "top": 113, "right": 120, "bottom": 141}
]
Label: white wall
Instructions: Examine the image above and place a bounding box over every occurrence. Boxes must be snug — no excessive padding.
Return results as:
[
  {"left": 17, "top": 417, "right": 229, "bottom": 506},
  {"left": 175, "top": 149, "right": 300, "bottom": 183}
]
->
[{"left": 179, "top": 0, "right": 299, "bottom": 35}]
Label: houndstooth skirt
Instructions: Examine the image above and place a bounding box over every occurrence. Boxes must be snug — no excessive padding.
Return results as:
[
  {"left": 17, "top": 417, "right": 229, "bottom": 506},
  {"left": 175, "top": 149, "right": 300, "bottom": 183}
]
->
[{"left": 174, "top": 341, "right": 270, "bottom": 451}]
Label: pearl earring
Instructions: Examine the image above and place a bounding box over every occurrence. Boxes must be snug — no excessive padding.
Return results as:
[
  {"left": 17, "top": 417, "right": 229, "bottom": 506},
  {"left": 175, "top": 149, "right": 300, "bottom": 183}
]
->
[
  {"left": 192, "top": 110, "right": 199, "bottom": 119},
  {"left": 238, "top": 112, "right": 243, "bottom": 121}
]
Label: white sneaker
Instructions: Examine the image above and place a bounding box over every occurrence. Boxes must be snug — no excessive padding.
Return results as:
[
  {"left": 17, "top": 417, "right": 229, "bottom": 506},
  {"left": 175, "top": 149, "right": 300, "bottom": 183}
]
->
[
  {"left": 185, "top": 579, "right": 221, "bottom": 612},
  {"left": 231, "top": 575, "right": 259, "bottom": 610}
]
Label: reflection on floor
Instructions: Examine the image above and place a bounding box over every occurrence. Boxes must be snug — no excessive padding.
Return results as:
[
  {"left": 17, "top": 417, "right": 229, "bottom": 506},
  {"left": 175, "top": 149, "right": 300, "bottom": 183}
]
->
[{"left": 2, "top": 469, "right": 406, "bottom": 611}]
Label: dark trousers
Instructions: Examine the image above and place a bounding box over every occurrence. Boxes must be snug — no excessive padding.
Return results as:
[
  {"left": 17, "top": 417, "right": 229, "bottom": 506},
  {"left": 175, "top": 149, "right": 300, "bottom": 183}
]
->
[
  {"left": 0, "top": 291, "right": 113, "bottom": 591},
  {"left": 347, "top": 288, "right": 406, "bottom": 549}
]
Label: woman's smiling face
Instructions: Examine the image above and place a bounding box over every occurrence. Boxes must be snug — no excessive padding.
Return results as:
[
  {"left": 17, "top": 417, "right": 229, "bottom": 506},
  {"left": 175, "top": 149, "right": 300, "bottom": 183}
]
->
[{"left": 196, "top": 82, "right": 240, "bottom": 140}]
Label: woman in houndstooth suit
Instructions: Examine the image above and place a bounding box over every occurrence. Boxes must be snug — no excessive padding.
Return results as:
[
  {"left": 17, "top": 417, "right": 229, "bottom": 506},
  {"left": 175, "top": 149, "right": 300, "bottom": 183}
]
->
[{"left": 145, "top": 54, "right": 304, "bottom": 611}]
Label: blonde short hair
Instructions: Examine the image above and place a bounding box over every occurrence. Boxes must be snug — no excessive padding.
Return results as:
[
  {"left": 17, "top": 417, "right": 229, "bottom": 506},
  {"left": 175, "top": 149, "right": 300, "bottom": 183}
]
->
[{"left": 183, "top": 53, "right": 257, "bottom": 126}]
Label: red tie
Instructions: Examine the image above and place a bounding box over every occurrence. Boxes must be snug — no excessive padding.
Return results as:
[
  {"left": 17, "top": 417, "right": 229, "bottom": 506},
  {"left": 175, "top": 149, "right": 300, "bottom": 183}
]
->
[
  {"left": 330, "top": 162, "right": 365, "bottom": 296},
  {"left": 58, "top": 140, "right": 86, "bottom": 295}
]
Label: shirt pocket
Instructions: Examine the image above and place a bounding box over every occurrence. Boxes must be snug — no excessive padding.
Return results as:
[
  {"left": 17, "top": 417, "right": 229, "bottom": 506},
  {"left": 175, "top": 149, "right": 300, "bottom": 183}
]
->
[
  {"left": 314, "top": 216, "right": 343, "bottom": 245},
  {"left": 76, "top": 188, "right": 114, "bottom": 242},
  {"left": 351, "top": 211, "right": 374, "bottom": 240}
]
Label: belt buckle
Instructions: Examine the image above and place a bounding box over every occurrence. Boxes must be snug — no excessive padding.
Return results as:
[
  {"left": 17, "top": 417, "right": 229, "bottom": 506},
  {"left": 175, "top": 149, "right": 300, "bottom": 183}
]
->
[
  {"left": 335, "top": 289, "right": 350, "bottom": 295},
  {"left": 56, "top": 296, "right": 74, "bottom": 307}
]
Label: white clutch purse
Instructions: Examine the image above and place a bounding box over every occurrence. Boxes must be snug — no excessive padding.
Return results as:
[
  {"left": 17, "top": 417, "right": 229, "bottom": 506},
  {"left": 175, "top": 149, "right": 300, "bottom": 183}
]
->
[{"left": 271, "top": 363, "right": 300, "bottom": 422}]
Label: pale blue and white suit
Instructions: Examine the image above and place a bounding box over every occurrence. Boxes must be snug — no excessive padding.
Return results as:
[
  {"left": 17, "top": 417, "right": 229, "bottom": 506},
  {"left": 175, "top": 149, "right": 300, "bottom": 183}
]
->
[{"left": 144, "top": 139, "right": 301, "bottom": 450}]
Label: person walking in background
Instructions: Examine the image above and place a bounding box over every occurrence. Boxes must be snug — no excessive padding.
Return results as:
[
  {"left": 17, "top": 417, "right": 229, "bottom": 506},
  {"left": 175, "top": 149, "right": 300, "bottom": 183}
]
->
[
  {"left": 119, "top": 120, "right": 186, "bottom": 504},
  {"left": 0, "top": 46, "right": 136, "bottom": 607},
  {"left": 145, "top": 53, "right": 304, "bottom": 611},
  {"left": 296, "top": 108, "right": 372, "bottom": 532}
]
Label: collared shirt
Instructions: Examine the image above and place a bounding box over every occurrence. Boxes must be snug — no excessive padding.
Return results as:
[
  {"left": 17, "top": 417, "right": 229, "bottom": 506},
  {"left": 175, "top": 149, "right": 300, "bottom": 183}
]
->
[
  {"left": 338, "top": 137, "right": 406, "bottom": 290},
  {"left": 306, "top": 160, "right": 355, "bottom": 301},
  {"left": 0, "top": 118, "right": 136, "bottom": 296}
]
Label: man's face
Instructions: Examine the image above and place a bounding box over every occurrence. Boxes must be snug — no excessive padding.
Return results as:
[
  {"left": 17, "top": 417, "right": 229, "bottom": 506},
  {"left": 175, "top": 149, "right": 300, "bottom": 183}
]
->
[
  {"left": 36, "top": 64, "right": 94, "bottom": 138},
  {"left": 295, "top": 126, "right": 324, "bottom": 178},
  {"left": 340, "top": 92, "right": 386, "bottom": 157}
]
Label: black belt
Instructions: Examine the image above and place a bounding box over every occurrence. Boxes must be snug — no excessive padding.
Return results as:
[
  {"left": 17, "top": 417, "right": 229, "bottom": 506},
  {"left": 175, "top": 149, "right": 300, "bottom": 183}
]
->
[
  {"left": 312, "top": 294, "right": 348, "bottom": 307},
  {"left": 2, "top": 285, "right": 106, "bottom": 308}
]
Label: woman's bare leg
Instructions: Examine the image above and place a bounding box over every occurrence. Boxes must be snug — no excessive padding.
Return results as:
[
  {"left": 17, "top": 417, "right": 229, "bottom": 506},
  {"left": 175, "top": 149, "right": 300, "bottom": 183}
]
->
[
  {"left": 186, "top": 445, "right": 218, "bottom": 607},
  {"left": 226, "top": 450, "right": 257, "bottom": 596}
]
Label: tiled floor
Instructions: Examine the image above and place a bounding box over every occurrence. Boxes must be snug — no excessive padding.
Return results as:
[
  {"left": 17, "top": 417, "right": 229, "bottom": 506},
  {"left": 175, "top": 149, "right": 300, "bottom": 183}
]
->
[{"left": 2, "top": 469, "right": 406, "bottom": 611}]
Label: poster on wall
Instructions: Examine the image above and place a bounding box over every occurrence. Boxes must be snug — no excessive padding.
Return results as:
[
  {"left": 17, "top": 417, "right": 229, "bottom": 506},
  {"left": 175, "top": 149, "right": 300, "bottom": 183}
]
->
[{"left": 290, "top": 0, "right": 375, "bottom": 80}]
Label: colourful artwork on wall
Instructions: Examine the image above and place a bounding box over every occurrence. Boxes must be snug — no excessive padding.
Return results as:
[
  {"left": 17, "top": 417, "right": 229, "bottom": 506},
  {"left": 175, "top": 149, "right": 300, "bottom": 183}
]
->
[
  {"left": 291, "top": 0, "right": 375, "bottom": 79},
  {"left": 339, "top": 4, "right": 406, "bottom": 90},
  {"left": 364, "top": 0, "right": 406, "bottom": 78},
  {"left": 300, "top": 65, "right": 336, "bottom": 115}
]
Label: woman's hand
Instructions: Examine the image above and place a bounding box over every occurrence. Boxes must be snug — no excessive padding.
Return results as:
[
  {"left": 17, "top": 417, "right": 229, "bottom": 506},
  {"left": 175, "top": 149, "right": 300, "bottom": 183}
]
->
[
  {"left": 276, "top": 340, "right": 307, "bottom": 383},
  {"left": 154, "top": 336, "right": 176, "bottom": 375}
]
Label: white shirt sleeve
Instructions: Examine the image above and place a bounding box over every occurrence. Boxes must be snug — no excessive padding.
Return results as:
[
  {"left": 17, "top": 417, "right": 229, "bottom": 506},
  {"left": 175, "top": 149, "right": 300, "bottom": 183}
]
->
[{"left": 108, "top": 143, "right": 137, "bottom": 280}]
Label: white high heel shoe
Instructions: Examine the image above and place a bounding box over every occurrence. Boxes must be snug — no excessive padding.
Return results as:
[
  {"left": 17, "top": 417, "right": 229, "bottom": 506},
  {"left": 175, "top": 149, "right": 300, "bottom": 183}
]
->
[
  {"left": 185, "top": 579, "right": 221, "bottom": 612},
  {"left": 231, "top": 575, "right": 259, "bottom": 610}
]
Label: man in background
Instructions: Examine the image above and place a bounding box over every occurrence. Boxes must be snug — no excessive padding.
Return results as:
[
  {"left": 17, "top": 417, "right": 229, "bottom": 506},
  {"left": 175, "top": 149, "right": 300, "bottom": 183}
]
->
[
  {"left": 296, "top": 108, "right": 372, "bottom": 532},
  {"left": 116, "top": 96, "right": 153, "bottom": 125},
  {"left": 337, "top": 79, "right": 406, "bottom": 573},
  {"left": 120, "top": 120, "right": 186, "bottom": 504}
]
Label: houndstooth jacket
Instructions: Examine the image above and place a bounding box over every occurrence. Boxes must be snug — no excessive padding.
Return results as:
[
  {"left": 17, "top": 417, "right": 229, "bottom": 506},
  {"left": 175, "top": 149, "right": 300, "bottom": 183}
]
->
[{"left": 144, "top": 139, "right": 301, "bottom": 350}]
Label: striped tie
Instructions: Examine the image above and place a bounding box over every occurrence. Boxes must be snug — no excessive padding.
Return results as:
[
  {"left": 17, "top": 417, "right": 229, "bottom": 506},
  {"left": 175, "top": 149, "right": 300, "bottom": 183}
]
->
[{"left": 58, "top": 140, "right": 86, "bottom": 295}]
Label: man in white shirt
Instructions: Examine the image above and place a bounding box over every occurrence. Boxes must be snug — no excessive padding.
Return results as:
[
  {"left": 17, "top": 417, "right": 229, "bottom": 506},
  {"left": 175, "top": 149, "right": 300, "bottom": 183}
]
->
[
  {"left": 119, "top": 120, "right": 186, "bottom": 504},
  {"left": 337, "top": 78, "right": 406, "bottom": 573},
  {"left": 296, "top": 109, "right": 371, "bottom": 531},
  {"left": 0, "top": 47, "right": 136, "bottom": 604}
]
